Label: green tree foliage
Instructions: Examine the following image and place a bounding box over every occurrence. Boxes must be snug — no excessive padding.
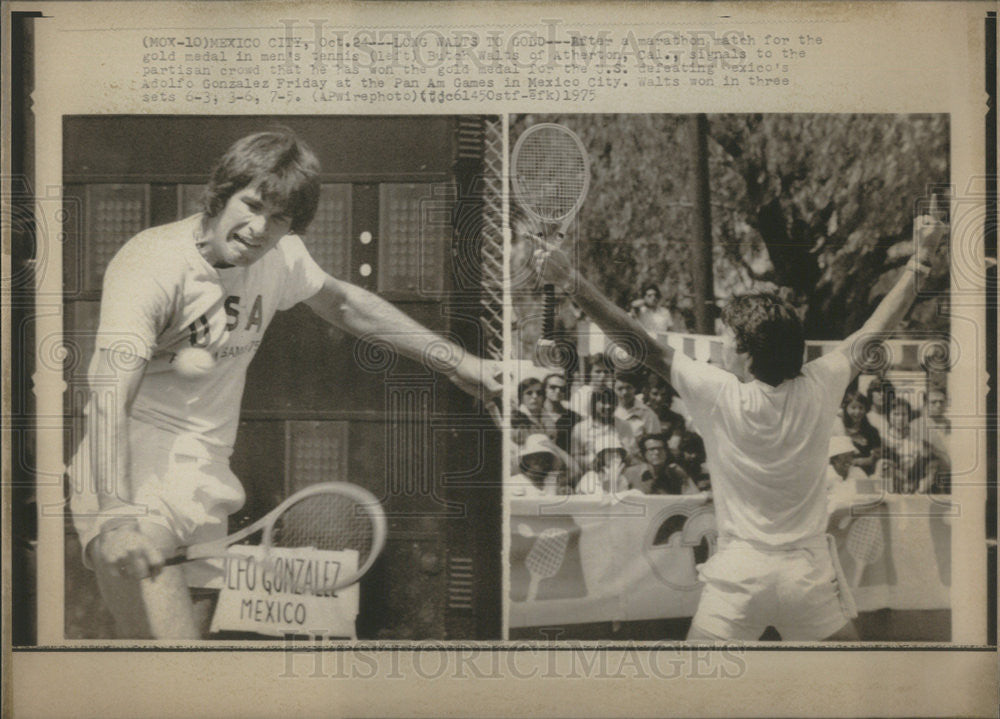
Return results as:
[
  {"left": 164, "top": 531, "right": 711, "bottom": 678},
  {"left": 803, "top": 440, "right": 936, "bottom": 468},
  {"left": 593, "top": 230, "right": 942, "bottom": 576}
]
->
[{"left": 511, "top": 113, "right": 949, "bottom": 352}]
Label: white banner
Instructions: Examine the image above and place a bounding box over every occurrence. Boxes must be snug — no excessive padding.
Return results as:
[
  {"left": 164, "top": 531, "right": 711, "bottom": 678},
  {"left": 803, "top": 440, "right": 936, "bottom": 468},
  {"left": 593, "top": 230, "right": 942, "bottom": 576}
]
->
[{"left": 510, "top": 493, "right": 951, "bottom": 628}]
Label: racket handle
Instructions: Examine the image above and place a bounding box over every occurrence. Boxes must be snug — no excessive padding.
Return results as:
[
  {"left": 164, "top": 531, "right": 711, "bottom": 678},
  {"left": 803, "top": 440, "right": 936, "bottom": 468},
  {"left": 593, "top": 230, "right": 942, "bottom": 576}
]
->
[
  {"left": 163, "top": 550, "right": 189, "bottom": 567},
  {"left": 542, "top": 283, "right": 556, "bottom": 340}
]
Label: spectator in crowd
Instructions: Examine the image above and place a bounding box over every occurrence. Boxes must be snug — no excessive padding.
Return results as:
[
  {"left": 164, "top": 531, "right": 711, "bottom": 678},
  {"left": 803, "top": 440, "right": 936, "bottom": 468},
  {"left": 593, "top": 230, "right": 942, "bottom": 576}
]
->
[
  {"left": 540, "top": 372, "right": 581, "bottom": 455},
  {"left": 509, "top": 434, "right": 565, "bottom": 498},
  {"left": 921, "top": 387, "right": 951, "bottom": 434},
  {"left": 878, "top": 397, "right": 949, "bottom": 494},
  {"left": 825, "top": 435, "right": 867, "bottom": 492},
  {"left": 571, "top": 387, "right": 640, "bottom": 471},
  {"left": 677, "top": 430, "right": 712, "bottom": 491},
  {"left": 630, "top": 282, "right": 673, "bottom": 336},
  {"left": 624, "top": 432, "right": 700, "bottom": 495},
  {"left": 913, "top": 386, "right": 951, "bottom": 490},
  {"left": 833, "top": 390, "right": 881, "bottom": 475},
  {"left": 643, "top": 373, "right": 685, "bottom": 432},
  {"left": 512, "top": 376, "right": 546, "bottom": 445},
  {"left": 613, "top": 369, "right": 661, "bottom": 442},
  {"left": 569, "top": 352, "right": 615, "bottom": 418},
  {"left": 575, "top": 435, "right": 630, "bottom": 497},
  {"left": 865, "top": 377, "right": 895, "bottom": 442}
]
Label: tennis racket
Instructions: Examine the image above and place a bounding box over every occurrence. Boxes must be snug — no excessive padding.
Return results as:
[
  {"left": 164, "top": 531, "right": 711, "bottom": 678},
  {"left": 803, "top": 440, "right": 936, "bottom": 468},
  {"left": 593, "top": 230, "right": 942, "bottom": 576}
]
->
[
  {"left": 846, "top": 515, "right": 885, "bottom": 586},
  {"left": 165, "top": 481, "right": 387, "bottom": 593},
  {"left": 524, "top": 527, "right": 570, "bottom": 602},
  {"left": 511, "top": 122, "right": 590, "bottom": 351}
]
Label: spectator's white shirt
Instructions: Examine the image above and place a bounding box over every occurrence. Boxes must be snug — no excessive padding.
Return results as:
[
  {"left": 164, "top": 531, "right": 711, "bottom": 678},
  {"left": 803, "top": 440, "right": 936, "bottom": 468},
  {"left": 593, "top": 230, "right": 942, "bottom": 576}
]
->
[
  {"left": 636, "top": 305, "right": 673, "bottom": 335},
  {"left": 614, "top": 400, "right": 661, "bottom": 440},
  {"left": 569, "top": 384, "right": 594, "bottom": 419},
  {"left": 508, "top": 473, "right": 555, "bottom": 498},
  {"left": 671, "top": 351, "right": 853, "bottom": 546}
]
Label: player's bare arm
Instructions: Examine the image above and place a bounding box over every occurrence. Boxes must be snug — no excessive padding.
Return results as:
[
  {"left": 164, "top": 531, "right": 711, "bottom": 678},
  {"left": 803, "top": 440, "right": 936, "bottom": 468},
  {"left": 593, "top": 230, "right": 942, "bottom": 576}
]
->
[
  {"left": 835, "top": 204, "right": 949, "bottom": 378},
  {"left": 533, "top": 243, "right": 677, "bottom": 383},
  {"left": 304, "top": 273, "right": 502, "bottom": 400},
  {"left": 85, "top": 349, "right": 167, "bottom": 580}
]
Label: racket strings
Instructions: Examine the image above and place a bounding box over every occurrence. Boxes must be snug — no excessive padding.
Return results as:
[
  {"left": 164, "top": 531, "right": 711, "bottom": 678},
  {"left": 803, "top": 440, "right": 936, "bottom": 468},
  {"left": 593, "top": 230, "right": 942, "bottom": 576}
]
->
[
  {"left": 271, "top": 493, "right": 376, "bottom": 565},
  {"left": 513, "top": 131, "right": 587, "bottom": 220},
  {"left": 525, "top": 529, "right": 570, "bottom": 577},
  {"left": 847, "top": 516, "right": 885, "bottom": 562}
]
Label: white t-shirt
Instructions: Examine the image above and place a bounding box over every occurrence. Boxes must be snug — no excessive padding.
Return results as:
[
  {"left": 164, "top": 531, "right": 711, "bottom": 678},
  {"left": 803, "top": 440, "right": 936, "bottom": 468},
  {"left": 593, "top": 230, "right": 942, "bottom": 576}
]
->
[
  {"left": 94, "top": 215, "right": 327, "bottom": 457},
  {"left": 671, "top": 351, "right": 853, "bottom": 547}
]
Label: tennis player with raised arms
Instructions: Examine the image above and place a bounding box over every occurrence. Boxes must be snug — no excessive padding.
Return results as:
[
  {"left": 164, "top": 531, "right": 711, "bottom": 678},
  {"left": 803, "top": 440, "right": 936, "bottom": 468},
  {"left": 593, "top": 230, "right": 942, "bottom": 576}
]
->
[
  {"left": 535, "top": 200, "right": 947, "bottom": 641},
  {"left": 69, "top": 129, "right": 502, "bottom": 639}
]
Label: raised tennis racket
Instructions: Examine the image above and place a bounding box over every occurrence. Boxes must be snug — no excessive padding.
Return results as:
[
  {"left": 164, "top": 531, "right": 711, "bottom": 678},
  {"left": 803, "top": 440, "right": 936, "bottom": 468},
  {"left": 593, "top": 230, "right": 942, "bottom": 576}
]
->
[
  {"left": 511, "top": 122, "right": 590, "bottom": 349},
  {"left": 165, "top": 481, "right": 387, "bottom": 592}
]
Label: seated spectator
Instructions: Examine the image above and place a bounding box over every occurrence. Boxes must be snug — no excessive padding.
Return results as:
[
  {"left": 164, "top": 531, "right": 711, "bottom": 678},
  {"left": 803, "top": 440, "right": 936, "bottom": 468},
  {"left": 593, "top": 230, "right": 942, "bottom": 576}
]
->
[
  {"left": 575, "top": 435, "right": 630, "bottom": 497},
  {"left": 569, "top": 352, "right": 614, "bottom": 419},
  {"left": 540, "top": 372, "right": 581, "bottom": 455},
  {"left": 571, "top": 387, "right": 640, "bottom": 471},
  {"left": 922, "top": 387, "right": 951, "bottom": 434},
  {"left": 825, "top": 435, "right": 868, "bottom": 493},
  {"left": 677, "top": 430, "right": 711, "bottom": 491},
  {"left": 833, "top": 390, "right": 882, "bottom": 475},
  {"left": 512, "top": 376, "right": 546, "bottom": 445},
  {"left": 613, "top": 369, "right": 661, "bottom": 441},
  {"left": 509, "top": 434, "right": 565, "bottom": 498},
  {"left": 624, "top": 432, "right": 700, "bottom": 495},
  {"left": 643, "top": 373, "right": 685, "bottom": 433},
  {"left": 629, "top": 282, "right": 673, "bottom": 336},
  {"left": 865, "top": 377, "right": 895, "bottom": 442},
  {"left": 879, "top": 397, "right": 949, "bottom": 494}
]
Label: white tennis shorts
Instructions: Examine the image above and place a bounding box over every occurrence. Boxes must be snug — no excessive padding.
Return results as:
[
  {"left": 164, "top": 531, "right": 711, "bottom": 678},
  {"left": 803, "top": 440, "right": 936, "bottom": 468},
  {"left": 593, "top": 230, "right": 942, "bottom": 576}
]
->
[
  {"left": 69, "top": 420, "right": 245, "bottom": 588},
  {"left": 689, "top": 535, "right": 855, "bottom": 641}
]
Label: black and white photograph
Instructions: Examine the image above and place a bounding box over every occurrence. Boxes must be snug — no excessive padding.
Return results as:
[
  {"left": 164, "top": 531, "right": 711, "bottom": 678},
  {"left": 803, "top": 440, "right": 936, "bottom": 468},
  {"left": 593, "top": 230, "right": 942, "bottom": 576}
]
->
[
  {"left": 48, "top": 115, "right": 505, "bottom": 640},
  {"left": 507, "top": 113, "right": 961, "bottom": 642},
  {"left": 5, "top": 2, "right": 996, "bottom": 717}
]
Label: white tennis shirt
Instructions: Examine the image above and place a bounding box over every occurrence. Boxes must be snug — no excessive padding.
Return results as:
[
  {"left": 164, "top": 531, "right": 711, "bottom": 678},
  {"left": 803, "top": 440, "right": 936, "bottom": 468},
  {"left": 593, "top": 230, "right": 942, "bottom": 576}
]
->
[
  {"left": 671, "top": 350, "right": 853, "bottom": 546},
  {"left": 94, "top": 215, "right": 327, "bottom": 457}
]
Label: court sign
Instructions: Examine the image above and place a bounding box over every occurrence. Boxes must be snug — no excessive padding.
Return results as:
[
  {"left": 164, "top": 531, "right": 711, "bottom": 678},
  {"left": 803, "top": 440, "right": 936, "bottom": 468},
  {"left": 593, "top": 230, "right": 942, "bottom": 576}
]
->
[{"left": 210, "top": 546, "right": 360, "bottom": 638}]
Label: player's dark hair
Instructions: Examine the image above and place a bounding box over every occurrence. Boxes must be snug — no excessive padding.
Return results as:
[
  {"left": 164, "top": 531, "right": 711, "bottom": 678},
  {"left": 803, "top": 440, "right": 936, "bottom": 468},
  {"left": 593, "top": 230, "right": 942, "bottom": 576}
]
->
[
  {"left": 721, "top": 293, "right": 804, "bottom": 387},
  {"left": 203, "top": 128, "right": 321, "bottom": 234}
]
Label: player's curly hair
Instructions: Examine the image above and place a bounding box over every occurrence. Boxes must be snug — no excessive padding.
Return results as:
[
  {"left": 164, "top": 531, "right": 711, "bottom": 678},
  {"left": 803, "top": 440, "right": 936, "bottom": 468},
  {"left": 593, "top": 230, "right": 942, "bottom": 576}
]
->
[
  {"left": 203, "top": 128, "right": 321, "bottom": 234},
  {"left": 721, "top": 293, "right": 804, "bottom": 387}
]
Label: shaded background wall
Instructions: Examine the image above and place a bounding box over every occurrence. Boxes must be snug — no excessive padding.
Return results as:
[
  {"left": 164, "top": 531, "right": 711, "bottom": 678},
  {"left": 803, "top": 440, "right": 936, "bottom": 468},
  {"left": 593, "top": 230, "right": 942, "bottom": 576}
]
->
[{"left": 61, "top": 115, "right": 502, "bottom": 640}]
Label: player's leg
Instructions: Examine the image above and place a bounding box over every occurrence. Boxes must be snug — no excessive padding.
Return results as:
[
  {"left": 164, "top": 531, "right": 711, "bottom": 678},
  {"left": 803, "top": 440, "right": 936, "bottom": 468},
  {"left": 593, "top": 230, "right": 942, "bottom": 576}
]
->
[
  {"left": 823, "top": 620, "right": 860, "bottom": 641},
  {"left": 686, "top": 545, "right": 770, "bottom": 641},
  {"left": 774, "top": 544, "right": 859, "bottom": 642},
  {"left": 90, "top": 521, "right": 201, "bottom": 638}
]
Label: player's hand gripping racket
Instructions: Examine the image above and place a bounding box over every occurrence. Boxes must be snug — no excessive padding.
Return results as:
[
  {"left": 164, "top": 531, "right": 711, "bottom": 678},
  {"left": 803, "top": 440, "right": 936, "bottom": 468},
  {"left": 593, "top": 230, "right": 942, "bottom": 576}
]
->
[
  {"left": 165, "top": 482, "right": 387, "bottom": 593},
  {"left": 511, "top": 123, "right": 590, "bottom": 352}
]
